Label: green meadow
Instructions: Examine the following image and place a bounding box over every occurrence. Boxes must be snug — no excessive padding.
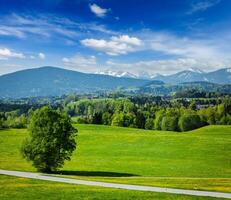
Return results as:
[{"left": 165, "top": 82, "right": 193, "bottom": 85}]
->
[
  {"left": 0, "top": 175, "right": 218, "bottom": 200},
  {"left": 0, "top": 124, "right": 231, "bottom": 199}
]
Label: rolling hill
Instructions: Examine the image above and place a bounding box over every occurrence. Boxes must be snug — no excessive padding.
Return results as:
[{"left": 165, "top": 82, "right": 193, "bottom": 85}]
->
[{"left": 0, "top": 124, "right": 230, "bottom": 193}]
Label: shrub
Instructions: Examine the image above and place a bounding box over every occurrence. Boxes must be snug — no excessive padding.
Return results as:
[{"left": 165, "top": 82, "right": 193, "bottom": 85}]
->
[
  {"left": 111, "top": 113, "right": 125, "bottom": 127},
  {"left": 154, "top": 110, "right": 165, "bottom": 130},
  {"left": 161, "top": 116, "right": 178, "bottom": 131},
  {"left": 178, "top": 113, "right": 203, "bottom": 132},
  {"left": 145, "top": 118, "right": 154, "bottom": 130}
]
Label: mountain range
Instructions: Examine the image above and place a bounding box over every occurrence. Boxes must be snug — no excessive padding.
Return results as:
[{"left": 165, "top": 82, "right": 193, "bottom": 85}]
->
[
  {"left": 0, "top": 67, "right": 148, "bottom": 98},
  {"left": 96, "top": 68, "right": 231, "bottom": 84},
  {"left": 0, "top": 66, "right": 230, "bottom": 98}
]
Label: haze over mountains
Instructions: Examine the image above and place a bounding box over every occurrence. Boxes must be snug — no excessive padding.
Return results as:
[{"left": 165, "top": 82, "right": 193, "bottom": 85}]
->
[{"left": 0, "top": 66, "right": 230, "bottom": 98}]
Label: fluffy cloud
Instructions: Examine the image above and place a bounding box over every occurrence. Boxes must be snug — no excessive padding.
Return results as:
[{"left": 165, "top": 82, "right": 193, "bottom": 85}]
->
[
  {"left": 38, "top": 52, "right": 46, "bottom": 60},
  {"left": 81, "top": 35, "right": 142, "bottom": 56},
  {"left": 0, "top": 48, "right": 25, "bottom": 60},
  {"left": 89, "top": 4, "right": 109, "bottom": 18},
  {"left": 146, "top": 32, "right": 219, "bottom": 60},
  {"left": 68, "top": 28, "right": 231, "bottom": 75},
  {"left": 100, "top": 30, "right": 231, "bottom": 75},
  {"left": 62, "top": 54, "right": 99, "bottom": 72}
]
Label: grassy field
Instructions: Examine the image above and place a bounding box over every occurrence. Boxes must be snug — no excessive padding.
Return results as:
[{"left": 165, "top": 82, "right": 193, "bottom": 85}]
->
[
  {"left": 0, "top": 124, "right": 231, "bottom": 196},
  {"left": 0, "top": 175, "right": 219, "bottom": 200}
]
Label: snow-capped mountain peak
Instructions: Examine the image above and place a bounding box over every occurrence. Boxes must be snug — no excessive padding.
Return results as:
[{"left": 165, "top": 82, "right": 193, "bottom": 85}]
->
[
  {"left": 94, "top": 67, "right": 231, "bottom": 84},
  {"left": 226, "top": 68, "right": 231, "bottom": 73},
  {"left": 94, "top": 70, "right": 137, "bottom": 78},
  {"left": 188, "top": 67, "right": 204, "bottom": 74},
  {"left": 94, "top": 70, "right": 158, "bottom": 80}
]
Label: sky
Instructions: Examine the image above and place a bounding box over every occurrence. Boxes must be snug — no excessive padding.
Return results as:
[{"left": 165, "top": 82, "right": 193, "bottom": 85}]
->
[{"left": 0, "top": 0, "right": 231, "bottom": 76}]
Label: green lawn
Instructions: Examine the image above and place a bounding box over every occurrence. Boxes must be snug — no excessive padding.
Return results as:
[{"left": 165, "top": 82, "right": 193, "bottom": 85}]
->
[
  {"left": 0, "top": 124, "right": 231, "bottom": 194},
  {"left": 0, "top": 175, "right": 218, "bottom": 200}
]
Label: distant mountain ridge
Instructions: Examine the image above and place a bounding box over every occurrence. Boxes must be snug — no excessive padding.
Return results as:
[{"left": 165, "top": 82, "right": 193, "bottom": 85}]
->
[
  {"left": 96, "top": 68, "right": 231, "bottom": 84},
  {"left": 0, "top": 66, "right": 149, "bottom": 98},
  {"left": 94, "top": 70, "right": 157, "bottom": 79},
  {"left": 0, "top": 66, "right": 230, "bottom": 98},
  {"left": 148, "top": 68, "right": 231, "bottom": 84}
]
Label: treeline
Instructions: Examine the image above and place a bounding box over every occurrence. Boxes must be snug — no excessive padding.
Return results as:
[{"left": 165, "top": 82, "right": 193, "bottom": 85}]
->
[
  {"left": 173, "top": 89, "right": 230, "bottom": 98},
  {"left": 0, "top": 110, "right": 27, "bottom": 129},
  {"left": 1, "top": 96, "right": 231, "bottom": 132},
  {"left": 64, "top": 98, "right": 231, "bottom": 131}
]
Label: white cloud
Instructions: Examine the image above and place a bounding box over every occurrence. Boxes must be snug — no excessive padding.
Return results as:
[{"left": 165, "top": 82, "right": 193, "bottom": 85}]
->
[
  {"left": 74, "top": 28, "right": 231, "bottom": 75},
  {"left": 0, "top": 14, "right": 116, "bottom": 40},
  {"left": 0, "top": 48, "right": 25, "bottom": 60},
  {"left": 89, "top": 4, "right": 109, "bottom": 18},
  {"left": 187, "top": 0, "right": 220, "bottom": 14},
  {"left": 146, "top": 33, "right": 218, "bottom": 60},
  {"left": 81, "top": 35, "right": 142, "bottom": 56},
  {"left": 62, "top": 54, "right": 99, "bottom": 72},
  {"left": 38, "top": 53, "right": 46, "bottom": 60}
]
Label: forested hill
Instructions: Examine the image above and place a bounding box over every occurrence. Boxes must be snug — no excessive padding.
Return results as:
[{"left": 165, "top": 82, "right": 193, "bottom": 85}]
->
[{"left": 0, "top": 66, "right": 149, "bottom": 98}]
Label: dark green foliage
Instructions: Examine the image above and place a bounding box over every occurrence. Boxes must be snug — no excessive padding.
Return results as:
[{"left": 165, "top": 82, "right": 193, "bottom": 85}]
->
[
  {"left": 124, "top": 113, "right": 136, "bottom": 127},
  {"left": 0, "top": 110, "right": 27, "bottom": 129},
  {"left": 102, "top": 112, "right": 112, "bottom": 125},
  {"left": 21, "top": 106, "right": 77, "bottom": 172},
  {"left": 145, "top": 118, "right": 154, "bottom": 130},
  {"left": 178, "top": 114, "right": 203, "bottom": 132},
  {"left": 111, "top": 113, "right": 125, "bottom": 127},
  {"left": 0, "top": 118, "right": 4, "bottom": 129},
  {"left": 154, "top": 110, "right": 165, "bottom": 130},
  {"left": 72, "top": 116, "right": 88, "bottom": 124},
  {"left": 1, "top": 94, "right": 231, "bottom": 132},
  {"left": 135, "top": 111, "right": 146, "bottom": 129},
  {"left": 92, "top": 112, "right": 102, "bottom": 124},
  {"left": 161, "top": 116, "right": 179, "bottom": 131},
  {"left": 65, "top": 97, "right": 230, "bottom": 132}
]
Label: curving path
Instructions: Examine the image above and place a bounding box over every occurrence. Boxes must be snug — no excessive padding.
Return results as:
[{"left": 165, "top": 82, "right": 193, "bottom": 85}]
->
[{"left": 0, "top": 169, "right": 231, "bottom": 199}]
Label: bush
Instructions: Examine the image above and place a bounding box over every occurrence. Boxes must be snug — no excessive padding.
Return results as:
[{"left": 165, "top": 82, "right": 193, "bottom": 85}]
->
[
  {"left": 111, "top": 113, "right": 125, "bottom": 127},
  {"left": 145, "top": 118, "right": 154, "bottom": 130},
  {"left": 161, "top": 116, "right": 178, "bottom": 131},
  {"left": 154, "top": 110, "right": 165, "bottom": 130},
  {"left": 72, "top": 116, "right": 88, "bottom": 124},
  {"left": 102, "top": 112, "right": 112, "bottom": 125},
  {"left": 124, "top": 113, "right": 136, "bottom": 127},
  {"left": 21, "top": 106, "right": 77, "bottom": 172},
  {"left": 178, "top": 113, "right": 203, "bottom": 132}
]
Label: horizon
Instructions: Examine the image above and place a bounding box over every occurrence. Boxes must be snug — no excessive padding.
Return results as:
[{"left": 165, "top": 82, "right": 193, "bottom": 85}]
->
[
  {"left": 0, "top": 65, "right": 230, "bottom": 78},
  {"left": 0, "top": 0, "right": 231, "bottom": 76}
]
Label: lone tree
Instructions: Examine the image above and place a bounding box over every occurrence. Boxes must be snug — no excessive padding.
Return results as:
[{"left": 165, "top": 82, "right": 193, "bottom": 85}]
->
[{"left": 21, "top": 106, "right": 77, "bottom": 172}]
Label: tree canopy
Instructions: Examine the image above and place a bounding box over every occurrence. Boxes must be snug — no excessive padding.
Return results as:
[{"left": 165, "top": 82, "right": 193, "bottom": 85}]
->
[{"left": 21, "top": 106, "right": 77, "bottom": 172}]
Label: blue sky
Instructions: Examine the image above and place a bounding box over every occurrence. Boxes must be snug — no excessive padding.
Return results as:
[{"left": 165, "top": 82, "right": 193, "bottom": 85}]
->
[{"left": 0, "top": 0, "right": 231, "bottom": 75}]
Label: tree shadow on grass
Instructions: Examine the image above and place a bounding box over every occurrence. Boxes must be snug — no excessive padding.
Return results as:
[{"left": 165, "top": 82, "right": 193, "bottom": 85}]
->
[{"left": 52, "top": 170, "right": 138, "bottom": 177}]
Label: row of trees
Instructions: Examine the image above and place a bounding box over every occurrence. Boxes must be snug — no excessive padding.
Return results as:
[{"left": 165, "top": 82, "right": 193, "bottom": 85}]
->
[
  {"left": 0, "top": 110, "right": 27, "bottom": 129},
  {"left": 1, "top": 97, "right": 231, "bottom": 132},
  {"left": 65, "top": 98, "right": 231, "bottom": 131}
]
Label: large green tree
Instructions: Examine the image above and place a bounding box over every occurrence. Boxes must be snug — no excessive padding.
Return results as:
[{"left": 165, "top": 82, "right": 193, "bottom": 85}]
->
[{"left": 21, "top": 106, "right": 77, "bottom": 172}]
